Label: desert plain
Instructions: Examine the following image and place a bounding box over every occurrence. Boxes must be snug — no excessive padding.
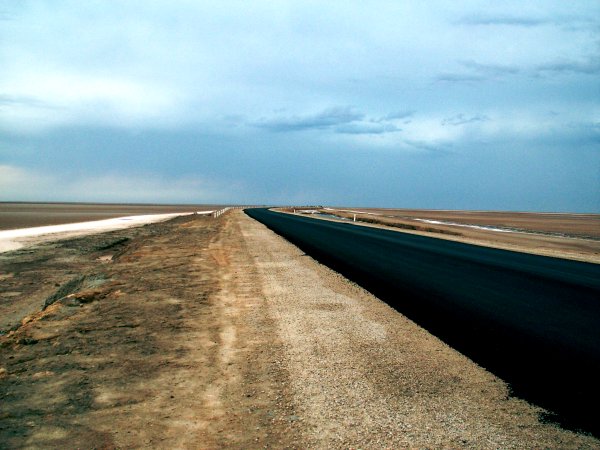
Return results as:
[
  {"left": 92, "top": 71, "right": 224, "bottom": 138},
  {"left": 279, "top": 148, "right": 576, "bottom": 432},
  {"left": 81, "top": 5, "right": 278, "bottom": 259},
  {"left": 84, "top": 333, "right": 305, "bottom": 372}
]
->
[
  {"left": 1, "top": 203, "right": 599, "bottom": 448},
  {"left": 0, "top": 202, "right": 226, "bottom": 230}
]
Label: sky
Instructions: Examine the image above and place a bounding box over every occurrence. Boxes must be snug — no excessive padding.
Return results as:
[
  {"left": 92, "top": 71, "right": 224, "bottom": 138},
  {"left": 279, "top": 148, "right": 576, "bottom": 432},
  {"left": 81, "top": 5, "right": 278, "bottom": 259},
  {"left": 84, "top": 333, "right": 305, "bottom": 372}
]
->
[{"left": 0, "top": 1, "right": 599, "bottom": 211}]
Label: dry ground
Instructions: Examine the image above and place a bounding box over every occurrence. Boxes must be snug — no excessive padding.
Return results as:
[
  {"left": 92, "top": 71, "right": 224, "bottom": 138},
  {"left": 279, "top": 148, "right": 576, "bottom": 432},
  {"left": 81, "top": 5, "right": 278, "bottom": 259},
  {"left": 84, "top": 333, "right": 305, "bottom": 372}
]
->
[
  {"left": 363, "top": 208, "right": 600, "bottom": 239},
  {"left": 1, "top": 211, "right": 598, "bottom": 448}
]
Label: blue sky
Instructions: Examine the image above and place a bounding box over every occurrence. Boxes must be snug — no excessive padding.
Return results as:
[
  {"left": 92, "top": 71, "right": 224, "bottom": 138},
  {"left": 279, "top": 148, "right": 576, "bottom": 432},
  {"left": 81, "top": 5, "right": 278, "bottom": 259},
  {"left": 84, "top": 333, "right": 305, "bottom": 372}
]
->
[{"left": 1, "top": 1, "right": 598, "bottom": 211}]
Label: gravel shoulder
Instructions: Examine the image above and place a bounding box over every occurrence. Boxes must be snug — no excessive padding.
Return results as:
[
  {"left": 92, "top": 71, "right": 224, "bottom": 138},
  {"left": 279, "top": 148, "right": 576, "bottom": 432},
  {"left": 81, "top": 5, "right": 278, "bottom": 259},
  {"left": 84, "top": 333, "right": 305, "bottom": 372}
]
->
[{"left": 1, "top": 211, "right": 598, "bottom": 448}]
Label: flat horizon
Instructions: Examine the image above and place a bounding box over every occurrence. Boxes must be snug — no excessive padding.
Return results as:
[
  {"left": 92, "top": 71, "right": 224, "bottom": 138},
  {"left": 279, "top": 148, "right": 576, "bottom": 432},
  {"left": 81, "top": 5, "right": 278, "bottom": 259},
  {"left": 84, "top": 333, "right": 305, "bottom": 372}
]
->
[{"left": 2, "top": 201, "right": 599, "bottom": 215}]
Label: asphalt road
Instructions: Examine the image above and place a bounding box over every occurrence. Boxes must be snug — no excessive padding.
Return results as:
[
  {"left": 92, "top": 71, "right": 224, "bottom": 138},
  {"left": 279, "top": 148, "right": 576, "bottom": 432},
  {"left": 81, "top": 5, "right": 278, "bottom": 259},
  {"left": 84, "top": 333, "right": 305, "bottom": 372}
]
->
[{"left": 245, "top": 208, "right": 600, "bottom": 435}]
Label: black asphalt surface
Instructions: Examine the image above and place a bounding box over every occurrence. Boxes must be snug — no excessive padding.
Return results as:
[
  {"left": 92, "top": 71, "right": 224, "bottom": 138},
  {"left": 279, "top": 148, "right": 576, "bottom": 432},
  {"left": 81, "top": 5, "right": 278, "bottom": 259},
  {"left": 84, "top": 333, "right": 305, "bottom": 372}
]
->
[{"left": 245, "top": 208, "right": 600, "bottom": 435}]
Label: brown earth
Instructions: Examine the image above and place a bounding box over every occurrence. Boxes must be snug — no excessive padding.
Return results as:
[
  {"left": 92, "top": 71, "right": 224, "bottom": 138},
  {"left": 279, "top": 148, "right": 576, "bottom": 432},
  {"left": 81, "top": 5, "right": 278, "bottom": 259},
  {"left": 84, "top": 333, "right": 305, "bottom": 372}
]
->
[
  {"left": 1, "top": 211, "right": 598, "bottom": 448},
  {"left": 362, "top": 208, "right": 600, "bottom": 239},
  {"left": 0, "top": 202, "right": 225, "bottom": 231},
  {"left": 0, "top": 212, "right": 300, "bottom": 448},
  {"left": 288, "top": 208, "right": 600, "bottom": 264}
]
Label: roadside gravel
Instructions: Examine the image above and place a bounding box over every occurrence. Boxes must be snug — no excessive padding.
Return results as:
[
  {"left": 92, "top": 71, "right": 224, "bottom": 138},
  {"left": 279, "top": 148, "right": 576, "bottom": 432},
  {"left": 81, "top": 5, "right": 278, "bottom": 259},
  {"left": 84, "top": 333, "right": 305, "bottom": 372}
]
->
[{"left": 240, "top": 211, "right": 599, "bottom": 448}]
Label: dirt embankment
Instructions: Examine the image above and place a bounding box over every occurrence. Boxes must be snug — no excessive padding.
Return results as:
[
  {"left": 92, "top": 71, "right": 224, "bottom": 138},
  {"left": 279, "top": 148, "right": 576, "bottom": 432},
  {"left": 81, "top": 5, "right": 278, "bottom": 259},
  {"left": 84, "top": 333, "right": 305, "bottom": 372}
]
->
[
  {"left": 1, "top": 211, "right": 598, "bottom": 448},
  {"left": 0, "top": 213, "right": 300, "bottom": 448}
]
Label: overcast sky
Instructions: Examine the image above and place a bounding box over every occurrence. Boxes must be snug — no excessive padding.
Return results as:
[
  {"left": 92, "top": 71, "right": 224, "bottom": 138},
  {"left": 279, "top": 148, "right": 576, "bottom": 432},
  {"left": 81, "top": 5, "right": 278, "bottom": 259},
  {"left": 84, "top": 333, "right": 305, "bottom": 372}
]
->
[{"left": 1, "top": 1, "right": 598, "bottom": 211}]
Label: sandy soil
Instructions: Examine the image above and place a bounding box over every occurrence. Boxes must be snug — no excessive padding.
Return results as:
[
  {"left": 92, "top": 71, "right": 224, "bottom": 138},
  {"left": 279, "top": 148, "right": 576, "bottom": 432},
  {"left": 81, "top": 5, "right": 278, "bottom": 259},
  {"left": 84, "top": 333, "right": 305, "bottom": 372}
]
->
[
  {"left": 1, "top": 211, "right": 598, "bottom": 448},
  {"left": 288, "top": 208, "right": 600, "bottom": 264}
]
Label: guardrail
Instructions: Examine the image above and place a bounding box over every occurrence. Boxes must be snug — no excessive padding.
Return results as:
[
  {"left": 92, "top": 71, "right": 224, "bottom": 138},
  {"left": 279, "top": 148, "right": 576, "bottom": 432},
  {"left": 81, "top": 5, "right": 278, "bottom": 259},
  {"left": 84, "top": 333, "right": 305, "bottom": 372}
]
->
[
  {"left": 213, "top": 207, "right": 229, "bottom": 218},
  {"left": 212, "top": 206, "right": 251, "bottom": 218}
]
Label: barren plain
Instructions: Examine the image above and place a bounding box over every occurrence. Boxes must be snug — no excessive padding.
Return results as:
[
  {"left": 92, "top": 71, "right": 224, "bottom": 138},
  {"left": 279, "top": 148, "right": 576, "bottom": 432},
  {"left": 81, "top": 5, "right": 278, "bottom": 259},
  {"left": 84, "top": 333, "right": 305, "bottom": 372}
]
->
[
  {"left": 1, "top": 209, "right": 598, "bottom": 448},
  {"left": 0, "top": 202, "right": 224, "bottom": 231}
]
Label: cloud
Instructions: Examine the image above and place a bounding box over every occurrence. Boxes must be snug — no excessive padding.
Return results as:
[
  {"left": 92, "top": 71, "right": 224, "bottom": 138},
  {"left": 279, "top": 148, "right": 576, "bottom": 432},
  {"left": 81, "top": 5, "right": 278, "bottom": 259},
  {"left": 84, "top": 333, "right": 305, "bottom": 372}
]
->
[
  {"left": 533, "top": 59, "right": 600, "bottom": 76},
  {"left": 436, "top": 57, "right": 599, "bottom": 84},
  {"left": 335, "top": 122, "right": 401, "bottom": 135},
  {"left": 0, "top": 164, "right": 229, "bottom": 203},
  {"left": 380, "top": 110, "right": 415, "bottom": 120},
  {"left": 436, "top": 60, "right": 521, "bottom": 83},
  {"left": 0, "top": 165, "right": 55, "bottom": 201},
  {"left": 456, "top": 14, "right": 599, "bottom": 31},
  {"left": 559, "top": 121, "right": 600, "bottom": 145},
  {"left": 0, "top": 71, "right": 182, "bottom": 132},
  {"left": 460, "top": 61, "right": 520, "bottom": 77},
  {"left": 252, "top": 107, "right": 407, "bottom": 135},
  {"left": 442, "top": 114, "right": 490, "bottom": 126},
  {"left": 435, "top": 73, "right": 487, "bottom": 83},
  {"left": 253, "top": 107, "right": 364, "bottom": 132},
  {"left": 457, "top": 15, "right": 549, "bottom": 27},
  {"left": 403, "top": 140, "right": 452, "bottom": 154},
  {"left": 0, "top": 94, "right": 47, "bottom": 107},
  {"left": 397, "top": 111, "right": 600, "bottom": 153}
]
